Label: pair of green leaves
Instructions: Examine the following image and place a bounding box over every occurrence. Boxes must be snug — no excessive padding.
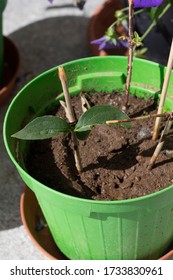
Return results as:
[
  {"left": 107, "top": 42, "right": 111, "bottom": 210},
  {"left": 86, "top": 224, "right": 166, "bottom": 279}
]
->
[
  {"left": 133, "top": 31, "right": 143, "bottom": 47},
  {"left": 12, "top": 105, "right": 131, "bottom": 141}
]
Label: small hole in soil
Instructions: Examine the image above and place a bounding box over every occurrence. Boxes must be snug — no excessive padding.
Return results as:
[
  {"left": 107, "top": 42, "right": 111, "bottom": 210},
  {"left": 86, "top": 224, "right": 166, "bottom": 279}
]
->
[
  {"left": 118, "top": 176, "right": 124, "bottom": 183},
  {"left": 114, "top": 183, "right": 119, "bottom": 189},
  {"left": 96, "top": 186, "right": 101, "bottom": 194}
]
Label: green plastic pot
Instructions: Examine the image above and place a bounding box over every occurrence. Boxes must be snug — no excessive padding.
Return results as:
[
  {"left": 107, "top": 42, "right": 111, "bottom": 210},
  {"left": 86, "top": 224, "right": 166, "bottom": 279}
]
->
[
  {"left": 0, "top": 0, "right": 7, "bottom": 83},
  {"left": 3, "top": 56, "right": 173, "bottom": 260}
]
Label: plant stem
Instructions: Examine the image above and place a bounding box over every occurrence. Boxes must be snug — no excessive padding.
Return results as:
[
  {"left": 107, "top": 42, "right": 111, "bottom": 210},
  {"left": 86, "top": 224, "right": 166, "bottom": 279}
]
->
[
  {"left": 141, "top": 3, "right": 171, "bottom": 41},
  {"left": 148, "top": 118, "right": 173, "bottom": 170},
  {"left": 71, "top": 131, "right": 83, "bottom": 173},
  {"left": 106, "top": 112, "right": 170, "bottom": 125},
  {"left": 58, "top": 66, "right": 82, "bottom": 173},
  {"left": 110, "top": 8, "right": 144, "bottom": 29},
  {"left": 152, "top": 38, "right": 173, "bottom": 141},
  {"left": 122, "top": 0, "right": 134, "bottom": 112},
  {"left": 110, "top": 3, "right": 170, "bottom": 44}
]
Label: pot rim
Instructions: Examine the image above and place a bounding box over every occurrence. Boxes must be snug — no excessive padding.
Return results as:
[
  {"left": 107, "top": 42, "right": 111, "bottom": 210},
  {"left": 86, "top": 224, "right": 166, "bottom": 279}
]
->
[{"left": 0, "top": 36, "right": 20, "bottom": 104}]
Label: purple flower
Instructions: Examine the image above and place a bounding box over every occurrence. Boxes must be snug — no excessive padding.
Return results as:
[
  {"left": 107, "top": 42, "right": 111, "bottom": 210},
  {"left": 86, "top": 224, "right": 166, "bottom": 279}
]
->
[
  {"left": 91, "top": 36, "right": 128, "bottom": 51},
  {"left": 48, "top": 0, "right": 54, "bottom": 3},
  {"left": 134, "top": 0, "right": 164, "bottom": 8}
]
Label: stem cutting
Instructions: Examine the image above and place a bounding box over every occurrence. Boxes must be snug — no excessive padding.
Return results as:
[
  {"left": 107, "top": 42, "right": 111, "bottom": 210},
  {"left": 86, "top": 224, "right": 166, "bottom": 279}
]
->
[{"left": 58, "top": 66, "right": 82, "bottom": 173}]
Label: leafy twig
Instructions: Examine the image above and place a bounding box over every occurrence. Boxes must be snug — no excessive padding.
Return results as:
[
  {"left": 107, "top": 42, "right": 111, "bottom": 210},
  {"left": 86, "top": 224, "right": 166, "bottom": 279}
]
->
[
  {"left": 122, "top": 0, "right": 134, "bottom": 112},
  {"left": 106, "top": 112, "right": 170, "bottom": 125},
  {"left": 58, "top": 66, "right": 82, "bottom": 173},
  {"left": 141, "top": 3, "right": 171, "bottom": 41},
  {"left": 109, "top": 7, "right": 144, "bottom": 29}
]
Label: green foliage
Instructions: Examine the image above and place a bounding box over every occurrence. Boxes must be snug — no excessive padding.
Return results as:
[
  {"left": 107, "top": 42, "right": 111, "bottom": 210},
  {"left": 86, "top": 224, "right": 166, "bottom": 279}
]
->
[
  {"left": 106, "top": 26, "right": 116, "bottom": 38},
  {"left": 133, "top": 47, "right": 148, "bottom": 59},
  {"left": 75, "top": 105, "right": 131, "bottom": 134},
  {"left": 146, "top": 7, "right": 158, "bottom": 21},
  {"left": 146, "top": 0, "right": 168, "bottom": 22},
  {"left": 103, "top": 0, "right": 171, "bottom": 57},
  {"left": 133, "top": 32, "right": 143, "bottom": 47},
  {"left": 114, "top": 9, "right": 128, "bottom": 26},
  {"left": 105, "top": 27, "right": 118, "bottom": 46},
  {"left": 12, "top": 115, "right": 72, "bottom": 140},
  {"left": 75, "top": 130, "right": 91, "bottom": 141},
  {"left": 12, "top": 105, "right": 131, "bottom": 141}
]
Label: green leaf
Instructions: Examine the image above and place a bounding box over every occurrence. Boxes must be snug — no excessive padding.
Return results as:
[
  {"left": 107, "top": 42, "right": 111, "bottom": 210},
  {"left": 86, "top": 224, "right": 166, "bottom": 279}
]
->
[
  {"left": 154, "top": 5, "right": 165, "bottom": 21},
  {"left": 146, "top": 0, "right": 167, "bottom": 22},
  {"left": 133, "top": 31, "right": 143, "bottom": 46},
  {"left": 134, "top": 47, "right": 148, "bottom": 59},
  {"left": 106, "top": 26, "right": 115, "bottom": 37},
  {"left": 75, "top": 129, "right": 91, "bottom": 141},
  {"left": 115, "top": 10, "right": 124, "bottom": 19},
  {"left": 12, "top": 116, "right": 72, "bottom": 140},
  {"left": 75, "top": 105, "right": 131, "bottom": 133},
  {"left": 146, "top": 7, "right": 157, "bottom": 20}
]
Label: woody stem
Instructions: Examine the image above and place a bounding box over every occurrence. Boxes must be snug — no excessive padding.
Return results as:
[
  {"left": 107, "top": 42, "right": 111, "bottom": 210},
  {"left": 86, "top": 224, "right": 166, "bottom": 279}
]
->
[{"left": 122, "top": 0, "right": 134, "bottom": 112}]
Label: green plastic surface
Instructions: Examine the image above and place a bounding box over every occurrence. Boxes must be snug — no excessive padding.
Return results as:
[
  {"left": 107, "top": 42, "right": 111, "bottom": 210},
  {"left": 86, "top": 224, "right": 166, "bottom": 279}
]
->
[{"left": 3, "top": 56, "right": 173, "bottom": 259}]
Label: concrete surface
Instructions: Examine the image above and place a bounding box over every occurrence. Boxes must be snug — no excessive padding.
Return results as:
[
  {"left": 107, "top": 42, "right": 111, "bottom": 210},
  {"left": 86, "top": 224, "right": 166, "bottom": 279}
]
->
[{"left": 0, "top": 0, "right": 173, "bottom": 260}]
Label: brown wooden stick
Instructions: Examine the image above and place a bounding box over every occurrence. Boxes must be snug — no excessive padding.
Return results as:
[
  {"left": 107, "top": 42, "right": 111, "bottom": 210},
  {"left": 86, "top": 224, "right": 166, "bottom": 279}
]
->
[
  {"left": 58, "top": 66, "right": 82, "bottom": 173},
  {"left": 58, "top": 66, "right": 76, "bottom": 124},
  {"left": 148, "top": 118, "right": 173, "bottom": 170},
  {"left": 106, "top": 112, "right": 170, "bottom": 125},
  {"left": 152, "top": 38, "right": 173, "bottom": 141}
]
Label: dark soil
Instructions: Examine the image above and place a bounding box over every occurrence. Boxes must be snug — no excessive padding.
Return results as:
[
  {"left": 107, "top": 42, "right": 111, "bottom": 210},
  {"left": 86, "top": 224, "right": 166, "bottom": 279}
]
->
[{"left": 26, "top": 92, "right": 173, "bottom": 200}]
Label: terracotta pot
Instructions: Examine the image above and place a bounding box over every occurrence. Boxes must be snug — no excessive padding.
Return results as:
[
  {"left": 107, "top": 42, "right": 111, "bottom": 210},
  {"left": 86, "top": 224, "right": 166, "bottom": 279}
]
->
[
  {"left": 20, "top": 186, "right": 68, "bottom": 260},
  {"left": 87, "top": 0, "right": 128, "bottom": 56},
  {"left": 20, "top": 186, "right": 173, "bottom": 260},
  {"left": 160, "top": 250, "right": 173, "bottom": 260},
  {"left": 0, "top": 36, "right": 20, "bottom": 105}
]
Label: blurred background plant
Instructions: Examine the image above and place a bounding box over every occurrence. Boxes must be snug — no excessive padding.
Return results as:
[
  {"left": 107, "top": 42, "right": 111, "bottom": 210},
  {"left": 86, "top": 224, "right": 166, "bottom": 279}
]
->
[
  {"left": 89, "top": 0, "right": 173, "bottom": 58},
  {"left": 48, "top": 0, "right": 173, "bottom": 59}
]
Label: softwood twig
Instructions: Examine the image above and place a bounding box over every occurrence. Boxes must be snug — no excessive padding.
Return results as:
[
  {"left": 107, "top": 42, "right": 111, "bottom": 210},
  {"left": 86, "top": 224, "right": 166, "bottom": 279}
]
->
[
  {"left": 58, "top": 66, "right": 82, "bottom": 173},
  {"left": 122, "top": 0, "right": 134, "bottom": 112},
  {"left": 106, "top": 112, "right": 170, "bottom": 125},
  {"left": 152, "top": 38, "right": 173, "bottom": 140},
  {"left": 148, "top": 118, "right": 173, "bottom": 170}
]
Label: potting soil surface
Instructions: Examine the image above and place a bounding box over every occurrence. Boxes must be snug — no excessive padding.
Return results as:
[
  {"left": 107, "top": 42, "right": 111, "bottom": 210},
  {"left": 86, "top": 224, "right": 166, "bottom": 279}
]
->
[{"left": 26, "top": 92, "right": 173, "bottom": 200}]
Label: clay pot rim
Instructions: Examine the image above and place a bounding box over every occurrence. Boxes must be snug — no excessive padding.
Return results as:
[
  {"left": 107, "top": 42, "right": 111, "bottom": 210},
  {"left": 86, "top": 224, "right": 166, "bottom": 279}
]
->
[
  {"left": 87, "top": 0, "right": 128, "bottom": 56},
  {"left": 20, "top": 186, "right": 173, "bottom": 260},
  {"left": 159, "top": 250, "right": 173, "bottom": 260},
  {"left": 0, "top": 36, "right": 20, "bottom": 105},
  {"left": 20, "top": 188, "right": 57, "bottom": 260}
]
